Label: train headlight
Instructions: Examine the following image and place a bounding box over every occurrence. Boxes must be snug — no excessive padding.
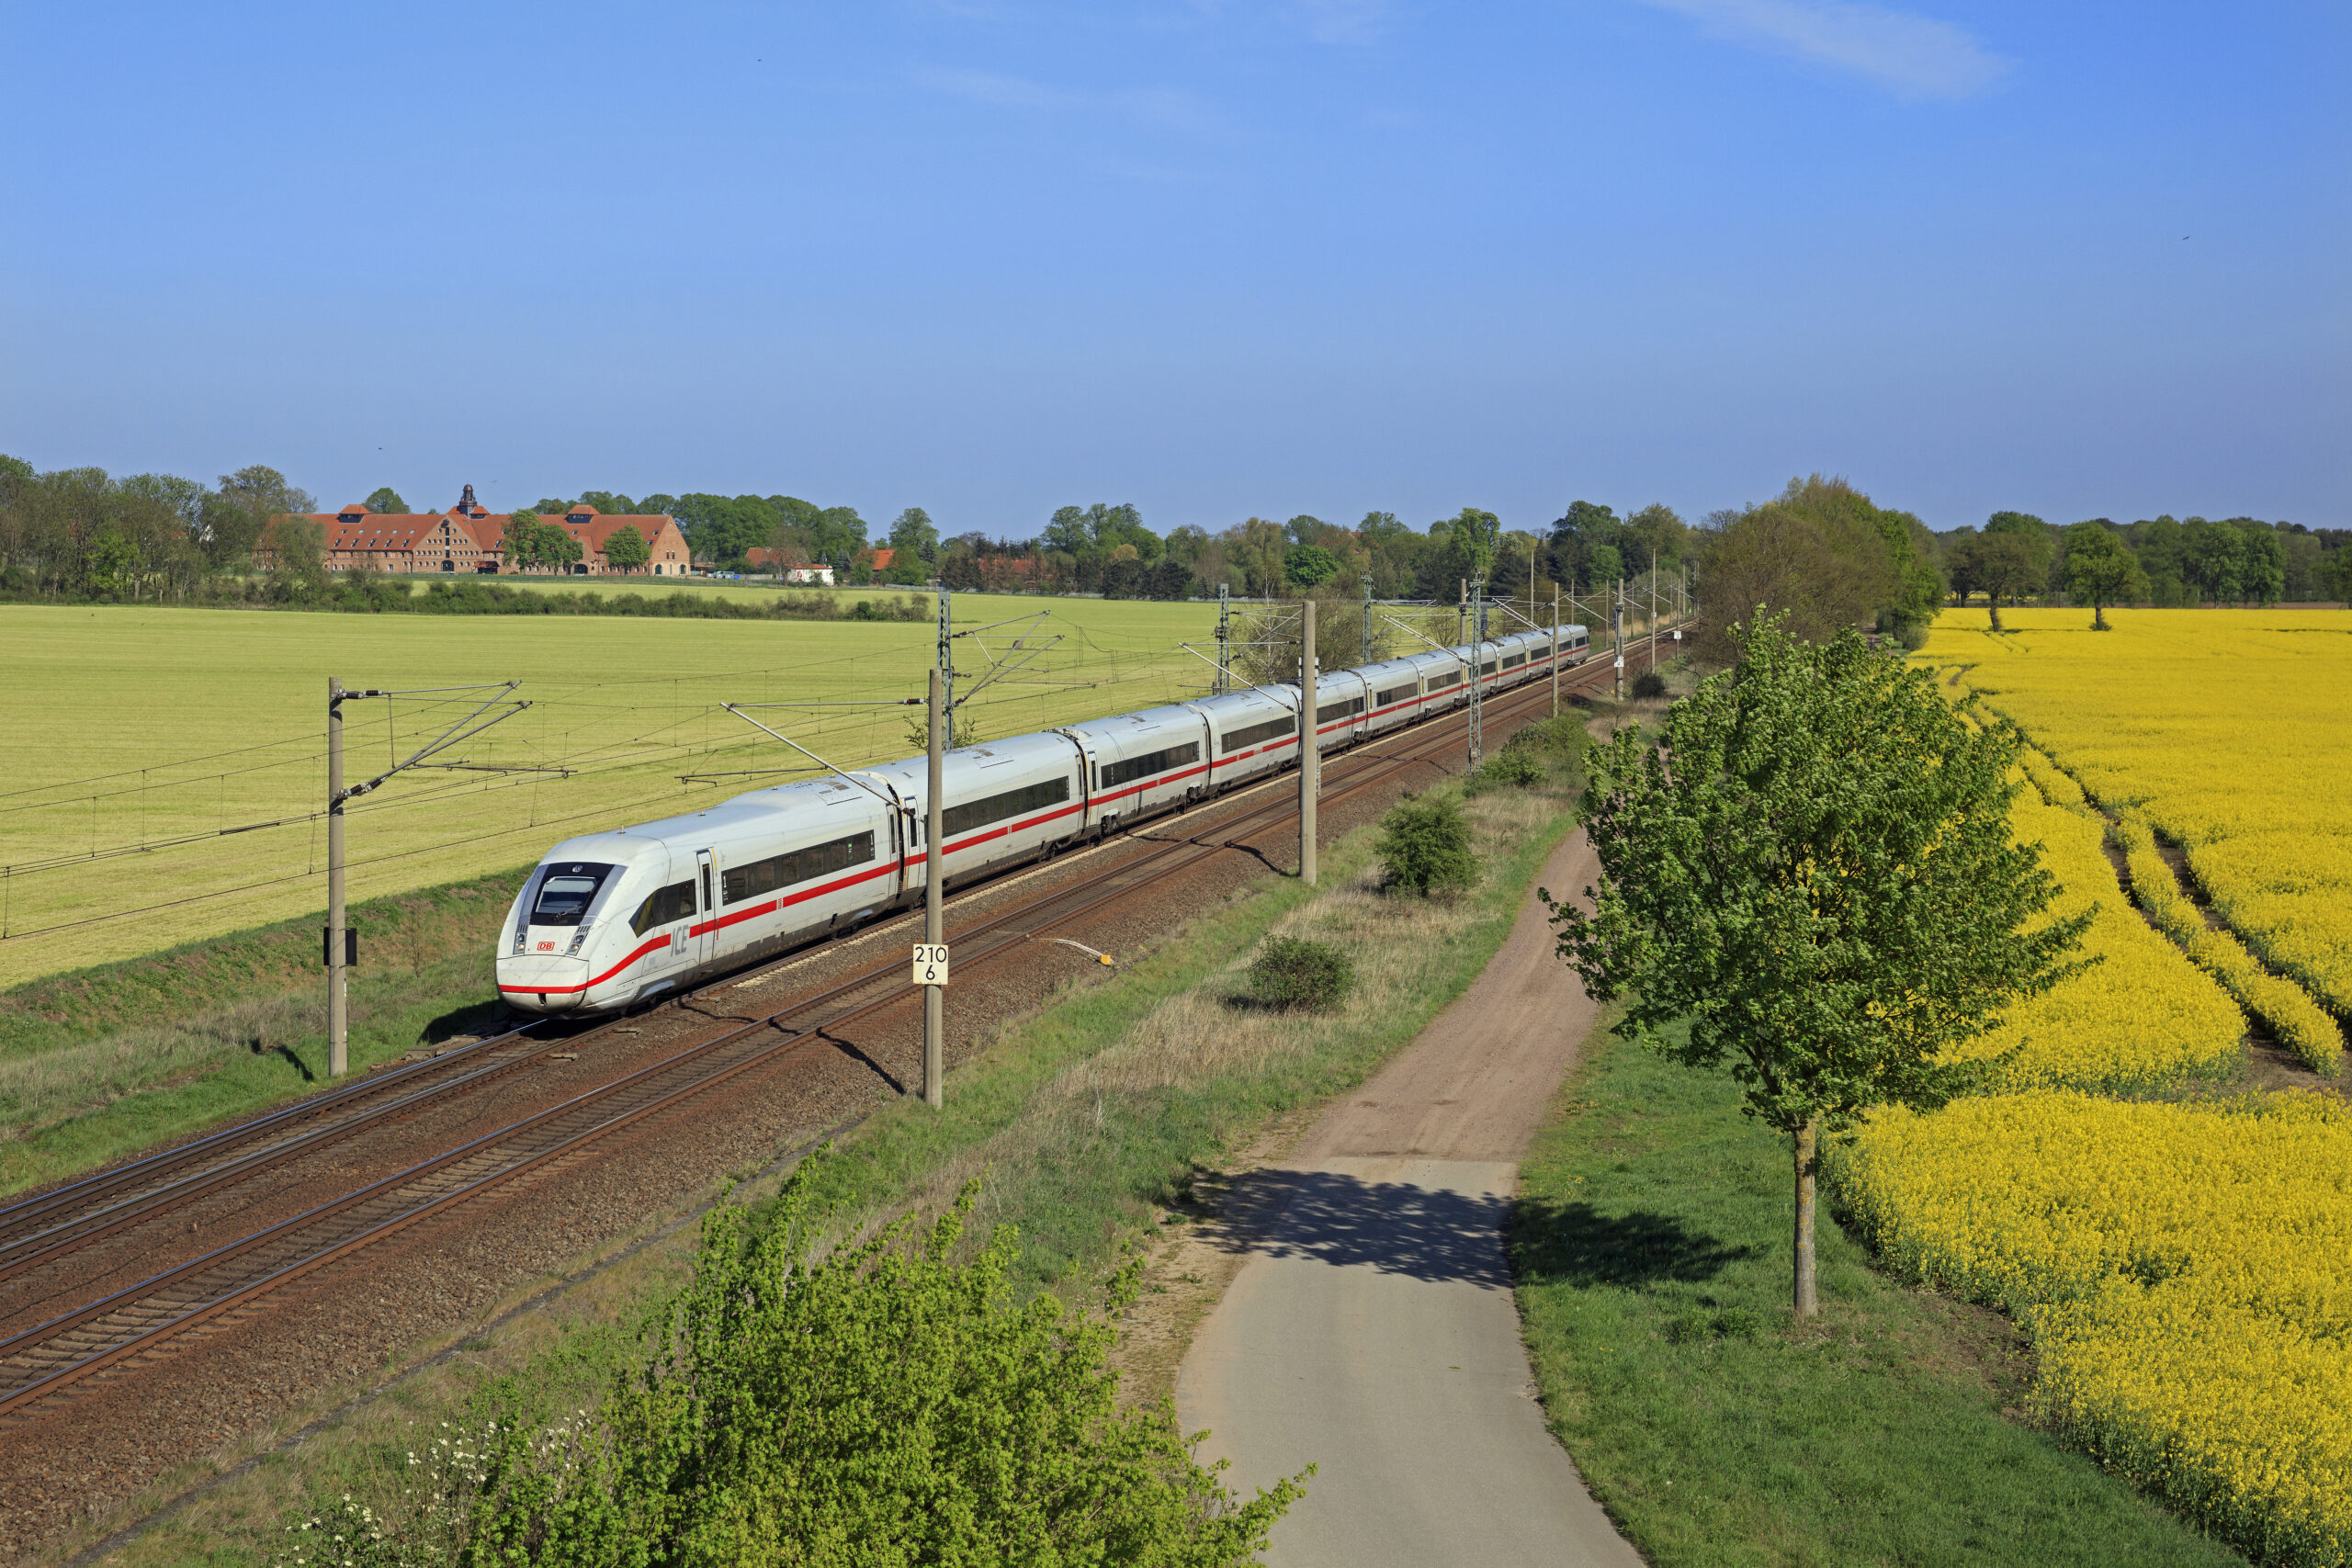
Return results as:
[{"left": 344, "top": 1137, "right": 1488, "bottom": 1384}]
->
[{"left": 566, "top": 922, "right": 593, "bottom": 957}]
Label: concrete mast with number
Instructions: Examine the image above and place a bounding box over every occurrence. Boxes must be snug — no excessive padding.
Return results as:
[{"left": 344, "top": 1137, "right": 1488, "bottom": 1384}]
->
[
  {"left": 1299, "top": 597, "right": 1317, "bottom": 887},
  {"left": 1467, "top": 579, "right": 1487, "bottom": 769},
  {"left": 1551, "top": 583, "right": 1562, "bottom": 717},
  {"left": 924, "top": 663, "right": 946, "bottom": 1110},
  {"left": 327, "top": 677, "right": 348, "bottom": 1077}
]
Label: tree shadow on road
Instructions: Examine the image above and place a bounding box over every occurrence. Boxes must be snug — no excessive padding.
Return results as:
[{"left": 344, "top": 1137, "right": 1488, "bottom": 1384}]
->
[{"left": 1201, "top": 1168, "right": 1519, "bottom": 1287}]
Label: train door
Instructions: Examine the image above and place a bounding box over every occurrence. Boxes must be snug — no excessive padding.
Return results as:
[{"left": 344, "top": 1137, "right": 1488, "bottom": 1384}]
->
[{"left": 694, "top": 849, "right": 718, "bottom": 966}]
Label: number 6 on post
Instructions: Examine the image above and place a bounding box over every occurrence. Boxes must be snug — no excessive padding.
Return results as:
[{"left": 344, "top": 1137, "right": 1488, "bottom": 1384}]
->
[{"left": 911, "top": 943, "right": 950, "bottom": 986}]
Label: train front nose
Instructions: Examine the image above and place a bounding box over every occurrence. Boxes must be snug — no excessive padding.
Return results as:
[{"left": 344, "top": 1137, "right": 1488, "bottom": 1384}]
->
[{"left": 497, "top": 955, "right": 590, "bottom": 1012}]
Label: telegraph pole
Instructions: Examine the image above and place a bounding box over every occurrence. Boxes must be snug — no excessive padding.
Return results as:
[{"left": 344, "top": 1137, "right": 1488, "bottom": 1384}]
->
[
  {"left": 936, "top": 580, "right": 954, "bottom": 716},
  {"left": 924, "top": 664, "right": 945, "bottom": 1110},
  {"left": 1216, "top": 581, "right": 1232, "bottom": 696},
  {"left": 1467, "top": 580, "right": 1487, "bottom": 768},
  {"left": 1299, "top": 598, "right": 1317, "bottom": 886},
  {"left": 1551, "top": 582, "right": 1562, "bottom": 717},
  {"left": 1457, "top": 579, "right": 1467, "bottom": 647},
  {"left": 1613, "top": 579, "right": 1626, "bottom": 701},
  {"left": 1360, "top": 573, "right": 1374, "bottom": 667},
  {"left": 326, "top": 678, "right": 348, "bottom": 1077},
  {"left": 321, "top": 677, "right": 524, "bottom": 1079}
]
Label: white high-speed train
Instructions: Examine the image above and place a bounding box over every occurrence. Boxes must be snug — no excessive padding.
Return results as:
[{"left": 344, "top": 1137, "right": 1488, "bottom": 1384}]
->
[{"left": 496, "top": 622, "right": 1591, "bottom": 1012}]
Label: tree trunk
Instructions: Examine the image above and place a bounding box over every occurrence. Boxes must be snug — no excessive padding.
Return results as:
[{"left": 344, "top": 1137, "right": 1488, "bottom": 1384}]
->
[
  {"left": 1987, "top": 599, "right": 2003, "bottom": 633},
  {"left": 1792, "top": 1118, "right": 1819, "bottom": 1317},
  {"left": 2093, "top": 597, "right": 2108, "bottom": 631}
]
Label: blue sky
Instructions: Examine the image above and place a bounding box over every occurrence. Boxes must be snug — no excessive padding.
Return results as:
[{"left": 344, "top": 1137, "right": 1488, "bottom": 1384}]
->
[{"left": 3, "top": 1, "right": 2345, "bottom": 536}]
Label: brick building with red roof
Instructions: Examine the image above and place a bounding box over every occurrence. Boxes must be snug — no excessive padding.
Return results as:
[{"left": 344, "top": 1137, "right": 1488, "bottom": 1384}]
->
[{"left": 264, "top": 485, "right": 693, "bottom": 577}]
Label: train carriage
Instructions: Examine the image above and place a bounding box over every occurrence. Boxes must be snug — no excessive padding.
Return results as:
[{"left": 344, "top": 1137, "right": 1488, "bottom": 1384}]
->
[
  {"left": 867, "top": 732, "right": 1085, "bottom": 891},
  {"left": 1409, "top": 649, "right": 1468, "bottom": 713},
  {"left": 1061, "top": 704, "right": 1215, "bottom": 834},
  {"left": 1306, "top": 671, "right": 1371, "bottom": 751},
  {"left": 1194, "top": 687, "right": 1302, "bottom": 793},
  {"left": 1357, "top": 657, "right": 1425, "bottom": 738}
]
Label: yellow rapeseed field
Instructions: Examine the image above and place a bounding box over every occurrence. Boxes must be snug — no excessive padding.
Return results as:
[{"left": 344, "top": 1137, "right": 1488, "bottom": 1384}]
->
[
  {"left": 1831, "top": 608, "right": 2352, "bottom": 1558},
  {"left": 1921, "top": 607, "right": 2352, "bottom": 1021},
  {"left": 1833, "top": 1090, "right": 2352, "bottom": 1567},
  {"left": 1951, "top": 765, "right": 2244, "bottom": 1091},
  {"left": 0, "top": 596, "right": 1222, "bottom": 987}
]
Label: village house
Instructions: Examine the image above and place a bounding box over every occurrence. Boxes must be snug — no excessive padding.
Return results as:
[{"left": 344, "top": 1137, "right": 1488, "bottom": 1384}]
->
[
  {"left": 264, "top": 486, "right": 694, "bottom": 577},
  {"left": 745, "top": 547, "right": 835, "bottom": 584}
]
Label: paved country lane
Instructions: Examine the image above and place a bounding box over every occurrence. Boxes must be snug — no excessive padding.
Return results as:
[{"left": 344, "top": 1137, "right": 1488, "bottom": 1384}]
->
[{"left": 1178, "top": 829, "right": 1643, "bottom": 1568}]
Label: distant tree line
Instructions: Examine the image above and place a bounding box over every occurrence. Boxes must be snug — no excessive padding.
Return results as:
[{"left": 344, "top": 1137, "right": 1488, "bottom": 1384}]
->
[
  {"left": 1939, "top": 512, "right": 2350, "bottom": 625},
  {"left": 0, "top": 457, "right": 326, "bottom": 601},
  {"left": 9, "top": 451, "right": 2341, "bottom": 641}
]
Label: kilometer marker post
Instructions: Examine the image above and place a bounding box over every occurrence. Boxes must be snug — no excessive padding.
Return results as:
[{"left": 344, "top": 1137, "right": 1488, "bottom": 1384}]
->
[
  {"left": 924, "top": 663, "right": 946, "bottom": 1109},
  {"left": 1299, "top": 597, "right": 1317, "bottom": 887}
]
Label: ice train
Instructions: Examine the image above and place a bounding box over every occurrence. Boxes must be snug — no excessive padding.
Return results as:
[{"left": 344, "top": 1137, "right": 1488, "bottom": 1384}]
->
[{"left": 496, "top": 622, "right": 1591, "bottom": 1013}]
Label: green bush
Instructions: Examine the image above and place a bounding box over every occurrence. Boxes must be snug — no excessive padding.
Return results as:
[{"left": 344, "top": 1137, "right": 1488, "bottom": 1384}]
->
[
  {"left": 1247, "top": 936, "right": 1354, "bottom": 1012},
  {"left": 1630, "top": 669, "right": 1668, "bottom": 700},
  {"left": 451, "top": 1155, "right": 1301, "bottom": 1565},
  {"left": 1467, "top": 748, "right": 1544, "bottom": 792},
  {"left": 1375, "top": 794, "right": 1477, "bottom": 896}
]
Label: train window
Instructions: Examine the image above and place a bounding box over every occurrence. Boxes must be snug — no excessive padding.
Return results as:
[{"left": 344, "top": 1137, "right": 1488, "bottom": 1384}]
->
[
  {"left": 722, "top": 830, "right": 878, "bottom": 906},
  {"left": 1502, "top": 652, "right": 1526, "bottom": 669},
  {"left": 1479, "top": 660, "right": 1498, "bottom": 676},
  {"left": 1100, "top": 741, "right": 1201, "bottom": 791},
  {"left": 1427, "top": 671, "right": 1462, "bottom": 691},
  {"left": 1219, "top": 715, "right": 1297, "bottom": 755},
  {"left": 944, "top": 776, "right": 1071, "bottom": 839},
  {"left": 1314, "top": 696, "right": 1365, "bottom": 725},
  {"left": 531, "top": 863, "right": 616, "bottom": 926},
  {"left": 1374, "top": 682, "right": 1415, "bottom": 706},
  {"left": 628, "top": 879, "right": 697, "bottom": 936}
]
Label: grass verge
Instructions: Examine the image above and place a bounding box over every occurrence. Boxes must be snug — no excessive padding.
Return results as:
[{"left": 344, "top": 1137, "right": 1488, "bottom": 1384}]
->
[
  {"left": 1510, "top": 1030, "right": 2248, "bottom": 1567},
  {"left": 70, "top": 765, "right": 1587, "bottom": 1565}
]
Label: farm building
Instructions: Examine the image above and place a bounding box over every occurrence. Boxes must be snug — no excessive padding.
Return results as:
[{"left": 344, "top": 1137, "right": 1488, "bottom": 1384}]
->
[{"left": 263, "top": 486, "right": 694, "bottom": 577}]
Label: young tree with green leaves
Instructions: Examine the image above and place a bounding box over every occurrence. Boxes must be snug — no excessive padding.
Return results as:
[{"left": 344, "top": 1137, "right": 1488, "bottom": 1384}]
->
[
  {"left": 1544, "top": 616, "right": 2090, "bottom": 1316},
  {"left": 538, "top": 518, "right": 584, "bottom": 573},
  {"left": 603, "top": 521, "right": 650, "bottom": 573},
  {"left": 501, "top": 509, "right": 545, "bottom": 570},
  {"left": 362, "top": 485, "right": 407, "bottom": 514},
  {"left": 2061, "top": 520, "right": 2147, "bottom": 629}
]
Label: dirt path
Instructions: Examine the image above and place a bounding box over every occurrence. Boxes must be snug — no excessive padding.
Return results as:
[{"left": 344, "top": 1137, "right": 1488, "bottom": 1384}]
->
[{"left": 1175, "top": 830, "right": 1642, "bottom": 1568}]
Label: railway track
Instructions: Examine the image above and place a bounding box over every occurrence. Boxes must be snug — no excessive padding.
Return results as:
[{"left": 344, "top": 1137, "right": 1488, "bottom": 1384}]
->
[{"left": 0, "top": 649, "right": 1650, "bottom": 1424}]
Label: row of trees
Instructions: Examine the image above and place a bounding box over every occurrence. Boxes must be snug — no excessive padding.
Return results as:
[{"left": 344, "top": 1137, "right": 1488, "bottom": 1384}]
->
[
  {"left": 1940, "top": 512, "right": 2349, "bottom": 621},
  {"left": 916, "top": 501, "right": 1689, "bottom": 605},
  {"left": 0, "top": 457, "right": 318, "bottom": 600}
]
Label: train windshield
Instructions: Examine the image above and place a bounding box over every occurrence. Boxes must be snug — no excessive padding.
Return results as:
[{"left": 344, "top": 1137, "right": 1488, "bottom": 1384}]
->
[{"left": 531, "top": 862, "right": 617, "bottom": 926}]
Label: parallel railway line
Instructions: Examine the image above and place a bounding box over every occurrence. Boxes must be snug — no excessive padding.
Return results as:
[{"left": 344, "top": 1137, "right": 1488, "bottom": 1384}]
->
[{"left": 0, "top": 650, "right": 1646, "bottom": 1424}]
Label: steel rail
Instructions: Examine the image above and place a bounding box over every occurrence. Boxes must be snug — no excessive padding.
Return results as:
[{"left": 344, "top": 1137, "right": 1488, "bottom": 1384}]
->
[
  {"left": 0, "top": 651, "right": 1649, "bottom": 1421},
  {"left": 0, "top": 1024, "right": 541, "bottom": 1250}
]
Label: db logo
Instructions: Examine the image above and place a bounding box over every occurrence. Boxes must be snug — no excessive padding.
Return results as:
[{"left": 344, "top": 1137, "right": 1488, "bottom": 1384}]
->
[{"left": 537, "top": 941, "right": 556, "bottom": 952}]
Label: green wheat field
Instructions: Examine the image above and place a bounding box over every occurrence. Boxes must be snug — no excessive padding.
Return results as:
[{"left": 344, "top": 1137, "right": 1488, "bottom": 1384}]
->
[{"left": 0, "top": 592, "right": 1225, "bottom": 987}]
